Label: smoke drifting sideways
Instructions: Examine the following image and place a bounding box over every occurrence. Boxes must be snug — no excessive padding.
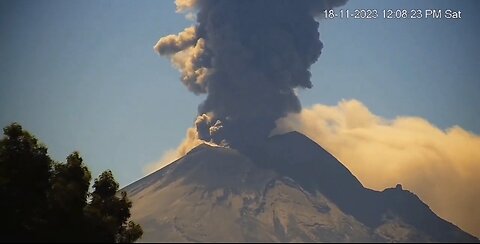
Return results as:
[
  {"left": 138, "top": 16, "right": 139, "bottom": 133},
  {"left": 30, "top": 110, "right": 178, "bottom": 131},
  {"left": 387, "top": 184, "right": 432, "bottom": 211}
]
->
[{"left": 155, "top": 0, "right": 347, "bottom": 150}]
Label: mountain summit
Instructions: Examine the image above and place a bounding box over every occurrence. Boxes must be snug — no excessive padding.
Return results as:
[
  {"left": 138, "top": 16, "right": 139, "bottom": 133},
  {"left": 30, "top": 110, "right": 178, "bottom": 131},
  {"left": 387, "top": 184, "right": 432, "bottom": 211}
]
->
[{"left": 123, "top": 132, "right": 478, "bottom": 242}]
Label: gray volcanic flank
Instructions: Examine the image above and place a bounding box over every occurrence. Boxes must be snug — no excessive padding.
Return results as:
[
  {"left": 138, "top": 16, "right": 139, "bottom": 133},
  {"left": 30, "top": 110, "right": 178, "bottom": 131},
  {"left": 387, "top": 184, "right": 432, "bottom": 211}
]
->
[{"left": 123, "top": 132, "right": 478, "bottom": 242}]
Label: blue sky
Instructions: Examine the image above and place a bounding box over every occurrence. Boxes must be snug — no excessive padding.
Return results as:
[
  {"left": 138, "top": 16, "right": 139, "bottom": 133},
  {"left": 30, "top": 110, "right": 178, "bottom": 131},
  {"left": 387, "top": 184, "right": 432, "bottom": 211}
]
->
[{"left": 1, "top": 0, "right": 479, "bottom": 187}]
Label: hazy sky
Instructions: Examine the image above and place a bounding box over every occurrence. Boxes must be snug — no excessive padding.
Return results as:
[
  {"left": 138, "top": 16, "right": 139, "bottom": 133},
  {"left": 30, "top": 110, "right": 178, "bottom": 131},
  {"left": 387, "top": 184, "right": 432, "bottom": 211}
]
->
[{"left": 1, "top": 0, "right": 479, "bottom": 187}]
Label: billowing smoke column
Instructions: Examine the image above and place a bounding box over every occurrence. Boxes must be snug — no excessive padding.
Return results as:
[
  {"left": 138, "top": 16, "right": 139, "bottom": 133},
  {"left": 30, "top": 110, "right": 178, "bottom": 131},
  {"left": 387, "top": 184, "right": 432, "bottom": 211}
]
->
[{"left": 155, "top": 0, "right": 347, "bottom": 150}]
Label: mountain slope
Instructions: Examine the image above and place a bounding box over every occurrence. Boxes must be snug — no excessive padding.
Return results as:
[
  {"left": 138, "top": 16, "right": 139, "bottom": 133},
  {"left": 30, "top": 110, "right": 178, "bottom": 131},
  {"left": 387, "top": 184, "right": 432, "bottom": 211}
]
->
[{"left": 123, "top": 132, "right": 478, "bottom": 242}]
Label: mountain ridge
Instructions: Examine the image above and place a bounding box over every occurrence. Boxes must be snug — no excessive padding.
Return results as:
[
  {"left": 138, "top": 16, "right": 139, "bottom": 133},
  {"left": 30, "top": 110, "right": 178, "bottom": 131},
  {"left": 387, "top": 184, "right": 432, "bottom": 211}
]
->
[{"left": 123, "top": 131, "right": 478, "bottom": 242}]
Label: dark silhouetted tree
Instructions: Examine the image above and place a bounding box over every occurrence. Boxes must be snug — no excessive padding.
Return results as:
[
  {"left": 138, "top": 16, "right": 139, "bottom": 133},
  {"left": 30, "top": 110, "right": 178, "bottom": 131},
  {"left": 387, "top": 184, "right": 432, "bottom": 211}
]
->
[
  {"left": 0, "top": 123, "right": 53, "bottom": 241},
  {"left": 86, "top": 171, "right": 142, "bottom": 242},
  {"left": 118, "top": 221, "right": 144, "bottom": 243},
  {"left": 0, "top": 123, "right": 142, "bottom": 242},
  {"left": 47, "top": 151, "right": 92, "bottom": 241}
]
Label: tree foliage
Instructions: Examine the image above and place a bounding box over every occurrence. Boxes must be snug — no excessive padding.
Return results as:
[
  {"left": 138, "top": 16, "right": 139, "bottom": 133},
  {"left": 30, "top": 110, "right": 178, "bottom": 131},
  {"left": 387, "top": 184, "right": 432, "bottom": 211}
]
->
[
  {"left": 0, "top": 123, "right": 52, "bottom": 240},
  {"left": 85, "top": 171, "right": 143, "bottom": 242},
  {"left": 0, "top": 123, "right": 142, "bottom": 242}
]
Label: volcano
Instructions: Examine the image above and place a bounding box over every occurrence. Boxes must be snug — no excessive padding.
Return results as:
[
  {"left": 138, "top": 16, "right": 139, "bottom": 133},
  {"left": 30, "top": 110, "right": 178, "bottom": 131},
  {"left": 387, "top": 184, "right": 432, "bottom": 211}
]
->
[{"left": 123, "top": 132, "right": 478, "bottom": 242}]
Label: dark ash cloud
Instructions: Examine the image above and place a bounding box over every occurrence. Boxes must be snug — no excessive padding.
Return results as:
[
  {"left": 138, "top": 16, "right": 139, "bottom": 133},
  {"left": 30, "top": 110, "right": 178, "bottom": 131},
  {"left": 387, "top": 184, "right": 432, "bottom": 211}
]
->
[{"left": 155, "top": 0, "right": 347, "bottom": 150}]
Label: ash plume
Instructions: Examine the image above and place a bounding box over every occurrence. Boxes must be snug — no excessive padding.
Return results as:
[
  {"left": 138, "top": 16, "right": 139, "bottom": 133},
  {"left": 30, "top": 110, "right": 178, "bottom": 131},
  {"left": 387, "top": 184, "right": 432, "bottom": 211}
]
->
[{"left": 155, "top": 0, "right": 347, "bottom": 150}]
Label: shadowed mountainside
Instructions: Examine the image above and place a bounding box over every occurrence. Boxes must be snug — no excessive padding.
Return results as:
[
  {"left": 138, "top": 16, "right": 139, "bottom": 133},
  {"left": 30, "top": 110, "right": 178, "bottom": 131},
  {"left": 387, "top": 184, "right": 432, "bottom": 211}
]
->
[{"left": 123, "top": 132, "right": 478, "bottom": 242}]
